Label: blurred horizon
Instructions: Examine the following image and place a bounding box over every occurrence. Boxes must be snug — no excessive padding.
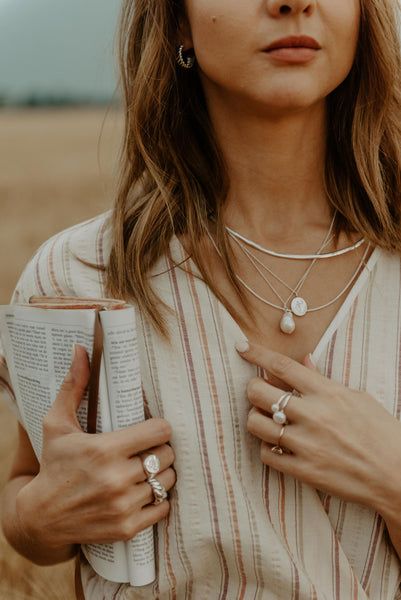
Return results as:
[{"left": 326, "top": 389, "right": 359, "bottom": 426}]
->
[{"left": 0, "top": 0, "right": 121, "bottom": 106}]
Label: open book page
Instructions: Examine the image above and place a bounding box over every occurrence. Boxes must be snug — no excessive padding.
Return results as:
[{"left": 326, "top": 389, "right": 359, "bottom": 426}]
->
[
  {"left": 0, "top": 306, "right": 100, "bottom": 458},
  {"left": 0, "top": 303, "right": 155, "bottom": 587},
  {"left": 82, "top": 308, "right": 155, "bottom": 586}
]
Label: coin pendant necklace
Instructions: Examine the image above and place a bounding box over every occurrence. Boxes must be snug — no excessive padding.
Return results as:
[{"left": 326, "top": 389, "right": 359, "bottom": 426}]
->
[
  {"left": 230, "top": 230, "right": 334, "bottom": 334},
  {"left": 227, "top": 215, "right": 336, "bottom": 333},
  {"left": 228, "top": 234, "right": 370, "bottom": 334},
  {"left": 210, "top": 214, "right": 370, "bottom": 334}
]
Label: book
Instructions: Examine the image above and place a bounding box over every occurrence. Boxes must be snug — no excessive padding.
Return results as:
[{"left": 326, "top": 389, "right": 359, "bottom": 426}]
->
[{"left": 0, "top": 297, "right": 155, "bottom": 587}]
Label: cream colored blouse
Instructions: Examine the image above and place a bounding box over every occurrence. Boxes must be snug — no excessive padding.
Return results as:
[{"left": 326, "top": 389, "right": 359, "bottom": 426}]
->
[{"left": 1, "top": 213, "right": 400, "bottom": 599}]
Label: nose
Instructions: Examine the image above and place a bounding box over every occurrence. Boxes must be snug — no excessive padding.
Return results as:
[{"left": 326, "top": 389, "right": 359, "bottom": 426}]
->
[{"left": 266, "top": 0, "right": 316, "bottom": 17}]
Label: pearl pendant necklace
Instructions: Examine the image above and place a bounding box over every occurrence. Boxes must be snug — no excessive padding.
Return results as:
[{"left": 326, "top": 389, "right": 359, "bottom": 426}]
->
[
  {"left": 230, "top": 230, "right": 333, "bottom": 334},
  {"left": 226, "top": 225, "right": 370, "bottom": 334},
  {"left": 235, "top": 243, "right": 370, "bottom": 334},
  {"left": 226, "top": 216, "right": 336, "bottom": 334},
  {"left": 281, "top": 298, "right": 308, "bottom": 334},
  {"left": 205, "top": 219, "right": 370, "bottom": 336},
  {"left": 280, "top": 311, "right": 296, "bottom": 334}
]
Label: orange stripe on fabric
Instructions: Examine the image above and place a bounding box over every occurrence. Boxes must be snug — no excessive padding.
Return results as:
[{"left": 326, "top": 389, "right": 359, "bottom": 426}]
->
[
  {"left": 48, "top": 238, "right": 64, "bottom": 295},
  {"left": 185, "top": 261, "right": 248, "bottom": 600},
  {"left": 278, "top": 473, "right": 301, "bottom": 599},
  {"left": 164, "top": 511, "right": 177, "bottom": 600},
  {"left": 168, "top": 257, "right": 228, "bottom": 599},
  {"left": 34, "top": 247, "right": 46, "bottom": 296},
  {"left": 343, "top": 298, "right": 358, "bottom": 387}
]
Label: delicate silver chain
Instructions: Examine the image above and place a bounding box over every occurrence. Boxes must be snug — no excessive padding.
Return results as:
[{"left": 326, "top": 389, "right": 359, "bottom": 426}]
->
[
  {"left": 233, "top": 234, "right": 333, "bottom": 309},
  {"left": 233, "top": 244, "right": 370, "bottom": 314},
  {"left": 226, "top": 226, "right": 365, "bottom": 260},
  {"left": 231, "top": 219, "right": 335, "bottom": 309},
  {"left": 207, "top": 230, "right": 371, "bottom": 315}
]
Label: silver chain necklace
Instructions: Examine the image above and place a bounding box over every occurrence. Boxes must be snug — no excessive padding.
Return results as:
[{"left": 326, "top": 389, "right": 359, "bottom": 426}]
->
[
  {"left": 230, "top": 216, "right": 335, "bottom": 322},
  {"left": 233, "top": 237, "right": 370, "bottom": 333},
  {"left": 207, "top": 221, "right": 370, "bottom": 334},
  {"left": 232, "top": 235, "right": 330, "bottom": 327},
  {"left": 226, "top": 226, "right": 365, "bottom": 260}
]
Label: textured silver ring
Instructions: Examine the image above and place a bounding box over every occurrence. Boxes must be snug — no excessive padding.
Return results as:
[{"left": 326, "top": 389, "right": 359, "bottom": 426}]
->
[{"left": 148, "top": 477, "right": 168, "bottom": 504}]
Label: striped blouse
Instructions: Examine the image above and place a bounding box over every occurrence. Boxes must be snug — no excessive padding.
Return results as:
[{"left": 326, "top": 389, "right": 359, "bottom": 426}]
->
[{"left": 1, "top": 212, "right": 401, "bottom": 599}]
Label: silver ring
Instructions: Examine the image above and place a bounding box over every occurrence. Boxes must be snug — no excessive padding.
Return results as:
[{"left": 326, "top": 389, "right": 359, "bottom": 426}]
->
[
  {"left": 148, "top": 476, "right": 168, "bottom": 504},
  {"left": 143, "top": 454, "right": 161, "bottom": 478},
  {"left": 142, "top": 454, "right": 168, "bottom": 504}
]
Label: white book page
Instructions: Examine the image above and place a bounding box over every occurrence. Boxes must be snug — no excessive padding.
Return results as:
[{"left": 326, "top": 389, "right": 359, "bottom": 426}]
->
[
  {"left": 0, "top": 306, "right": 96, "bottom": 459},
  {"left": 82, "top": 541, "right": 130, "bottom": 584},
  {"left": 82, "top": 363, "right": 130, "bottom": 583},
  {"left": 101, "top": 308, "right": 156, "bottom": 587}
]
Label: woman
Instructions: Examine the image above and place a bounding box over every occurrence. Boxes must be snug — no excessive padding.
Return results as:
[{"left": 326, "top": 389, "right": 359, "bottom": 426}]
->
[{"left": 1, "top": 0, "right": 401, "bottom": 597}]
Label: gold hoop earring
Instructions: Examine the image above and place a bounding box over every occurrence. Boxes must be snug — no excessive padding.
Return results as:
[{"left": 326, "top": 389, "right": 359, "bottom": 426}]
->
[{"left": 177, "top": 44, "right": 196, "bottom": 69}]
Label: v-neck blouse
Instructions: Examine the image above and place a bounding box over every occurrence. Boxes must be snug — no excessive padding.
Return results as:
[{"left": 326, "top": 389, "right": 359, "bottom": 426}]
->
[{"left": 1, "top": 213, "right": 400, "bottom": 600}]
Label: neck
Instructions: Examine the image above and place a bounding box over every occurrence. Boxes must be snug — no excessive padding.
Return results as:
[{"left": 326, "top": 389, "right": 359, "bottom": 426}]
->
[{"left": 207, "top": 97, "right": 330, "bottom": 242}]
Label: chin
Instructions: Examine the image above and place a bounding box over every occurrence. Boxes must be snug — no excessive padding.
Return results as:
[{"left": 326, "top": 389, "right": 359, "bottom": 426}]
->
[
  {"left": 255, "top": 95, "right": 324, "bottom": 117},
  {"left": 252, "top": 82, "right": 331, "bottom": 115}
]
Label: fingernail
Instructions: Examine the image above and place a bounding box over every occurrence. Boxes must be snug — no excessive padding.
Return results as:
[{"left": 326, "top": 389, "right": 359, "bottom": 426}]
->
[
  {"left": 71, "top": 344, "right": 78, "bottom": 364},
  {"left": 235, "top": 339, "right": 250, "bottom": 353},
  {"left": 308, "top": 353, "right": 317, "bottom": 367}
]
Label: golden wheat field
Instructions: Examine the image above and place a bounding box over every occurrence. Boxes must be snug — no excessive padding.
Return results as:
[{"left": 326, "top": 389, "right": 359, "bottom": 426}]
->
[{"left": 0, "top": 107, "right": 123, "bottom": 599}]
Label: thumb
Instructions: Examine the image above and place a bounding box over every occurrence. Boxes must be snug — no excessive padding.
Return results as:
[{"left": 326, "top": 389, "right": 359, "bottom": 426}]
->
[
  {"left": 50, "top": 344, "right": 90, "bottom": 432},
  {"left": 302, "top": 353, "right": 318, "bottom": 371}
]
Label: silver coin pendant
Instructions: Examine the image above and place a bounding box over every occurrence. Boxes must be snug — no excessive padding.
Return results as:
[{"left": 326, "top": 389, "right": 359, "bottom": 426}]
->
[{"left": 291, "top": 297, "right": 308, "bottom": 317}]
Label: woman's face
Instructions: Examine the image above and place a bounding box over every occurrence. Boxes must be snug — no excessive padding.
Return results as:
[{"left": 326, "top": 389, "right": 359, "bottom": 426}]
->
[{"left": 182, "top": 0, "right": 360, "bottom": 116}]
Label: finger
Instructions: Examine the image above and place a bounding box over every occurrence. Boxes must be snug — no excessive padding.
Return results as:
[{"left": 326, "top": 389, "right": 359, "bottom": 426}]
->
[
  {"left": 247, "top": 377, "right": 291, "bottom": 413},
  {"left": 248, "top": 406, "right": 291, "bottom": 448},
  {"left": 97, "top": 418, "right": 173, "bottom": 458},
  {"left": 93, "top": 496, "right": 173, "bottom": 544},
  {"left": 137, "top": 466, "right": 177, "bottom": 508},
  {"left": 259, "top": 441, "right": 298, "bottom": 471},
  {"left": 247, "top": 377, "right": 301, "bottom": 422},
  {"left": 133, "top": 499, "right": 171, "bottom": 534},
  {"left": 302, "top": 353, "right": 318, "bottom": 371},
  {"left": 236, "top": 340, "right": 327, "bottom": 394},
  {"left": 48, "top": 344, "right": 90, "bottom": 432}
]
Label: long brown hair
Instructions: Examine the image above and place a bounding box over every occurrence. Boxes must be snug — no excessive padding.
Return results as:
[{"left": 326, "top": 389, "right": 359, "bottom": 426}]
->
[{"left": 107, "top": 0, "right": 401, "bottom": 335}]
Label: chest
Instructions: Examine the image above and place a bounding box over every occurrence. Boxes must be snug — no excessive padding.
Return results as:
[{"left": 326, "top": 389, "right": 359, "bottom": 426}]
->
[
  {"left": 138, "top": 246, "right": 399, "bottom": 421},
  {"left": 212, "top": 245, "right": 374, "bottom": 363}
]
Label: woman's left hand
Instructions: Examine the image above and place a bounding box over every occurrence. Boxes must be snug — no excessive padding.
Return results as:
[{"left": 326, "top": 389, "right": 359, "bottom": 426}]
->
[{"left": 236, "top": 341, "right": 401, "bottom": 518}]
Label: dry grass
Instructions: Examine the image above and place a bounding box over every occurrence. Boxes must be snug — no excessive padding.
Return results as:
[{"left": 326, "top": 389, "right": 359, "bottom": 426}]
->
[{"left": 0, "top": 106, "right": 123, "bottom": 599}]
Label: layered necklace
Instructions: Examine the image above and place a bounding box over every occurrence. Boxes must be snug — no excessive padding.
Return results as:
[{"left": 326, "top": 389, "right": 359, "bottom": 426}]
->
[{"left": 209, "top": 217, "right": 369, "bottom": 335}]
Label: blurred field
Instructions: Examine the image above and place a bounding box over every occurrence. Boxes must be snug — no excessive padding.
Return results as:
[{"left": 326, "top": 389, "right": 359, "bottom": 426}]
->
[{"left": 0, "top": 107, "right": 123, "bottom": 598}]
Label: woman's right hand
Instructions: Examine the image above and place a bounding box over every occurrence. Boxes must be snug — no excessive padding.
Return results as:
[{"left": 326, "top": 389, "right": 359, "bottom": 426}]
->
[{"left": 15, "top": 345, "right": 176, "bottom": 550}]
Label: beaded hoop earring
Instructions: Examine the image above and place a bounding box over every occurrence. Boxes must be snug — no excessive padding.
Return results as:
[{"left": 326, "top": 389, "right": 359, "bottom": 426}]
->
[{"left": 177, "top": 44, "right": 196, "bottom": 69}]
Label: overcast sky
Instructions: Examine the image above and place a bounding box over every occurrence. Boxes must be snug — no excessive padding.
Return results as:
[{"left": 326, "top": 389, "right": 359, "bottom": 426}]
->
[{"left": 0, "top": 0, "right": 121, "bottom": 102}]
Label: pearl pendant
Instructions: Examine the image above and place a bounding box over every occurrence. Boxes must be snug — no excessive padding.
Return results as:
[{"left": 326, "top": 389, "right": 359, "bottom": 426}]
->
[{"left": 280, "top": 311, "right": 295, "bottom": 335}]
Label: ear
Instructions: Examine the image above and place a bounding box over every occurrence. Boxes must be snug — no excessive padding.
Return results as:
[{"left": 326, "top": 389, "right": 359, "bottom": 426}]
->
[{"left": 177, "top": 11, "right": 193, "bottom": 50}]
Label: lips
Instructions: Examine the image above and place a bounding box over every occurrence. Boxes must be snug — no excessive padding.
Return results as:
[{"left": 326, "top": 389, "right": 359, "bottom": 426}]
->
[{"left": 265, "top": 35, "right": 321, "bottom": 52}]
